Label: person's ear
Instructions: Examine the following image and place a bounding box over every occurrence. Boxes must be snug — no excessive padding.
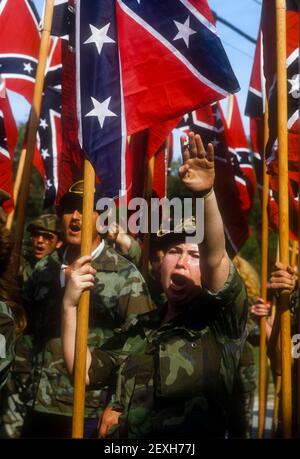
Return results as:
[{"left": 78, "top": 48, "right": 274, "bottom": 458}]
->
[{"left": 56, "top": 240, "right": 63, "bottom": 249}]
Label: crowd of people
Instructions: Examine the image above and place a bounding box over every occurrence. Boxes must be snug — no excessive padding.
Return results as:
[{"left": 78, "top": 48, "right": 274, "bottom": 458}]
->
[{"left": 0, "top": 133, "right": 298, "bottom": 439}]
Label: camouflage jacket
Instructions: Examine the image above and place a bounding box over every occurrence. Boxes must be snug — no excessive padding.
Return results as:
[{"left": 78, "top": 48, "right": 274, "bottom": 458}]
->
[
  {"left": 88, "top": 263, "right": 248, "bottom": 438},
  {"left": 20, "top": 250, "right": 60, "bottom": 284},
  {"left": 0, "top": 301, "right": 15, "bottom": 392},
  {"left": 121, "top": 237, "right": 141, "bottom": 268},
  {"left": 22, "top": 242, "right": 154, "bottom": 418}
]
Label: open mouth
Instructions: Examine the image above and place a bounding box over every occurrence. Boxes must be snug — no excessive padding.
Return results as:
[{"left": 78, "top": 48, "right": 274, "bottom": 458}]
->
[
  {"left": 69, "top": 223, "right": 81, "bottom": 232},
  {"left": 35, "top": 246, "right": 45, "bottom": 254},
  {"left": 170, "top": 273, "right": 187, "bottom": 292}
]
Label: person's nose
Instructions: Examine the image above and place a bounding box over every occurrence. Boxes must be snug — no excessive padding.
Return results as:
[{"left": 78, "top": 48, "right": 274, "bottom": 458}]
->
[
  {"left": 71, "top": 210, "right": 82, "bottom": 220},
  {"left": 36, "top": 234, "right": 44, "bottom": 243},
  {"left": 176, "top": 252, "right": 189, "bottom": 269}
]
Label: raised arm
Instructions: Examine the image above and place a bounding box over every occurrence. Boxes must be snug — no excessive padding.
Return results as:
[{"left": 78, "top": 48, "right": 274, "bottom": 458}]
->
[{"left": 179, "top": 132, "right": 230, "bottom": 292}]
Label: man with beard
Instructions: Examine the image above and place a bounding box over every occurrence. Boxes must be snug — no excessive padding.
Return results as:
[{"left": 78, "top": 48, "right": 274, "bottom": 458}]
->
[
  {"left": 19, "top": 181, "right": 154, "bottom": 438},
  {"left": 62, "top": 133, "right": 248, "bottom": 439}
]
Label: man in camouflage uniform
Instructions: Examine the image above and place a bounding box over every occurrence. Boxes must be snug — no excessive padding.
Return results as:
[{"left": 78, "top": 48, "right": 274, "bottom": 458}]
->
[
  {"left": 62, "top": 133, "right": 248, "bottom": 438},
  {"left": 21, "top": 214, "right": 63, "bottom": 282},
  {"left": 17, "top": 181, "right": 154, "bottom": 438}
]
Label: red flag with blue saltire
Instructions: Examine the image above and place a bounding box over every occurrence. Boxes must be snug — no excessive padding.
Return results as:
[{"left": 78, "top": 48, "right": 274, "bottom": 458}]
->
[
  {"left": 0, "top": 87, "right": 18, "bottom": 214},
  {"left": 245, "top": 12, "right": 299, "bottom": 241},
  {"left": 262, "top": 0, "right": 299, "bottom": 182},
  {"left": 0, "top": 0, "right": 41, "bottom": 103},
  {"left": 76, "top": 0, "right": 240, "bottom": 198},
  {"left": 227, "top": 94, "right": 256, "bottom": 211},
  {"left": 33, "top": 37, "right": 63, "bottom": 208}
]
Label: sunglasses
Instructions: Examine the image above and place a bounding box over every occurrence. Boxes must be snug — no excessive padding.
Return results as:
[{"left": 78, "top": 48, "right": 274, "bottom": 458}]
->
[{"left": 31, "top": 230, "right": 56, "bottom": 242}]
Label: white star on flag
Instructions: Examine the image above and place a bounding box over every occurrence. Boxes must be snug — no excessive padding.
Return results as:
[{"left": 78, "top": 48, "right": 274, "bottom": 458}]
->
[
  {"left": 23, "top": 62, "right": 33, "bottom": 74},
  {"left": 46, "top": 179, "right": 52, "bottom": 189},
  {"left": 84, "top": 23, "right": 115, "bottom": 55},
  {"left": 173, "top": 16, "right": 197, "bottom": 48},
  {"left": 39, "top": 119, "right": 48, "bottom": 129},
  {"left": 41, "top": 149, "right": 50, "bottom": 160},
  {"left": 288, "top": 74, "right": 300, "bottom": 97},
  {"left": 86, "top": 96, "right": 117, "bottom": 128}
]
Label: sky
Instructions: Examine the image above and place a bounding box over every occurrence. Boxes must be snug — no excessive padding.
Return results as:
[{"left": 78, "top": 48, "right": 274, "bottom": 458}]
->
[{"left": 8, "top": 0, "right": 262, "bottom": 142}]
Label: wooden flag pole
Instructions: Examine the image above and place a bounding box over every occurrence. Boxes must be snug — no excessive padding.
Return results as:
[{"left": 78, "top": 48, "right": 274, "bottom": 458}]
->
[
  {"left": 12, "top": 0, "right": 55, "bottom": 269},
  {"left": 141, "top": 155, "right": 155, "bottom": 282},
  {"left": 72, "top": 160, "right": 95, "bottom": 438},
  {"left": 6, "top": 148, "right": 27, "bottom": 230},
  {"left": 271, "top": 375, "right": 282, "bottom": 437},
  {"left": 258, "top": 101, "right": 269, "bottom": 438},
  {"left": 275, "top": 0, "right": 293, "bottom": 437},
  {"left": 290, "top": 240, "right": 298, "bottom": 267},
  {"left": 226, "top": 94, "right": 234, "bottom": 127}
]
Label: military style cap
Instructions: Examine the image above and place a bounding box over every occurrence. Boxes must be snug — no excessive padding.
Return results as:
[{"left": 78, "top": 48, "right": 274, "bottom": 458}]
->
[
  {"left": 27, "top": 213, "right": 62, "bottom": 237},
  {"left": 58, "top": 180, "right": 101, "bottom": 214},
  {"left": 154, "top": 216, "right": 197, "bottom": 250}
]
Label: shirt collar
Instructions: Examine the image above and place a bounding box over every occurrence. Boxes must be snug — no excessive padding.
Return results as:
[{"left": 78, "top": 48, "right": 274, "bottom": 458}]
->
[{"left": 62, "top": 239, "right": 105, "bottom": 265}]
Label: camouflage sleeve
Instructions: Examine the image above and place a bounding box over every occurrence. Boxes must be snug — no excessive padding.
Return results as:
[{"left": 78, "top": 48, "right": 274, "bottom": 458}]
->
[
  {"left": 202, "top": 262, "right": 248, "bottom": 340},
  {"left": 0, "top": 302, "right": 16, "bottom": 391},
  {"left": 88, "top": 348, "right": 116, "bottom": 390},
  {"left": 88, "top": 318, "right": 145, "bottom": 389},
  {"left": 117, "top": 264, "right": 155, "bottom": 320},
  {"left": 120, "top": 237, "right": 141, "bottom": 267}
]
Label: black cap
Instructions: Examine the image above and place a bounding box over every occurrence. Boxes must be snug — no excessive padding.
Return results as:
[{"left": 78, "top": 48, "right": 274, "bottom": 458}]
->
[{"left": 58, "top": 180, "right": 104, "bottom": 215}]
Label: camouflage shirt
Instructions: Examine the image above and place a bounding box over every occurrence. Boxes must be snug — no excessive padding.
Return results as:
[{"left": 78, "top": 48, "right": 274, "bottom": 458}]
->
[
  {"left": 88, "top": 263, "right": 248, "bottom": 438},
  {"left": 22, "top": 242, "right": 154, "bottom": 418},
  {"left": 20, "top": 250, "right": 60, "bottom": 284},
  {"left": 0, "top": 301, "right": 15, "bottom": 392}
]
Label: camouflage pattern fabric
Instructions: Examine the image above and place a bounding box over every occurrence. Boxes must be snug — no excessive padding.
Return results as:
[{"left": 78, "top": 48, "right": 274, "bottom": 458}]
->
[
  {"left": 20, "top": 249, "right": 60, "bottom": 284},
  {"left": 21, "top": 242, "right": 154, "bottom": 419},
  {"left": 88, "top": 263, "right": 248, "bottom": 438},
  {"left": 0, "top": 301, "right": 15, "bottom": 392},
  {"left": 0, "top": 334, "right": 36, "bottom": 438},
  {"left": 120, "top": 237, "right": 141, "bottom": 268},
  {"left": 227, "top": 361, "right": 256, "bottom": 438},
  {"left": 27, "top": 213, "right": 62, "bottom": 237},
  {"left": 227, "top": 313, "right": 257, "bottom": 438},
  {"left": 20, "top": 255, "right": 36, "bottom": 284}
]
